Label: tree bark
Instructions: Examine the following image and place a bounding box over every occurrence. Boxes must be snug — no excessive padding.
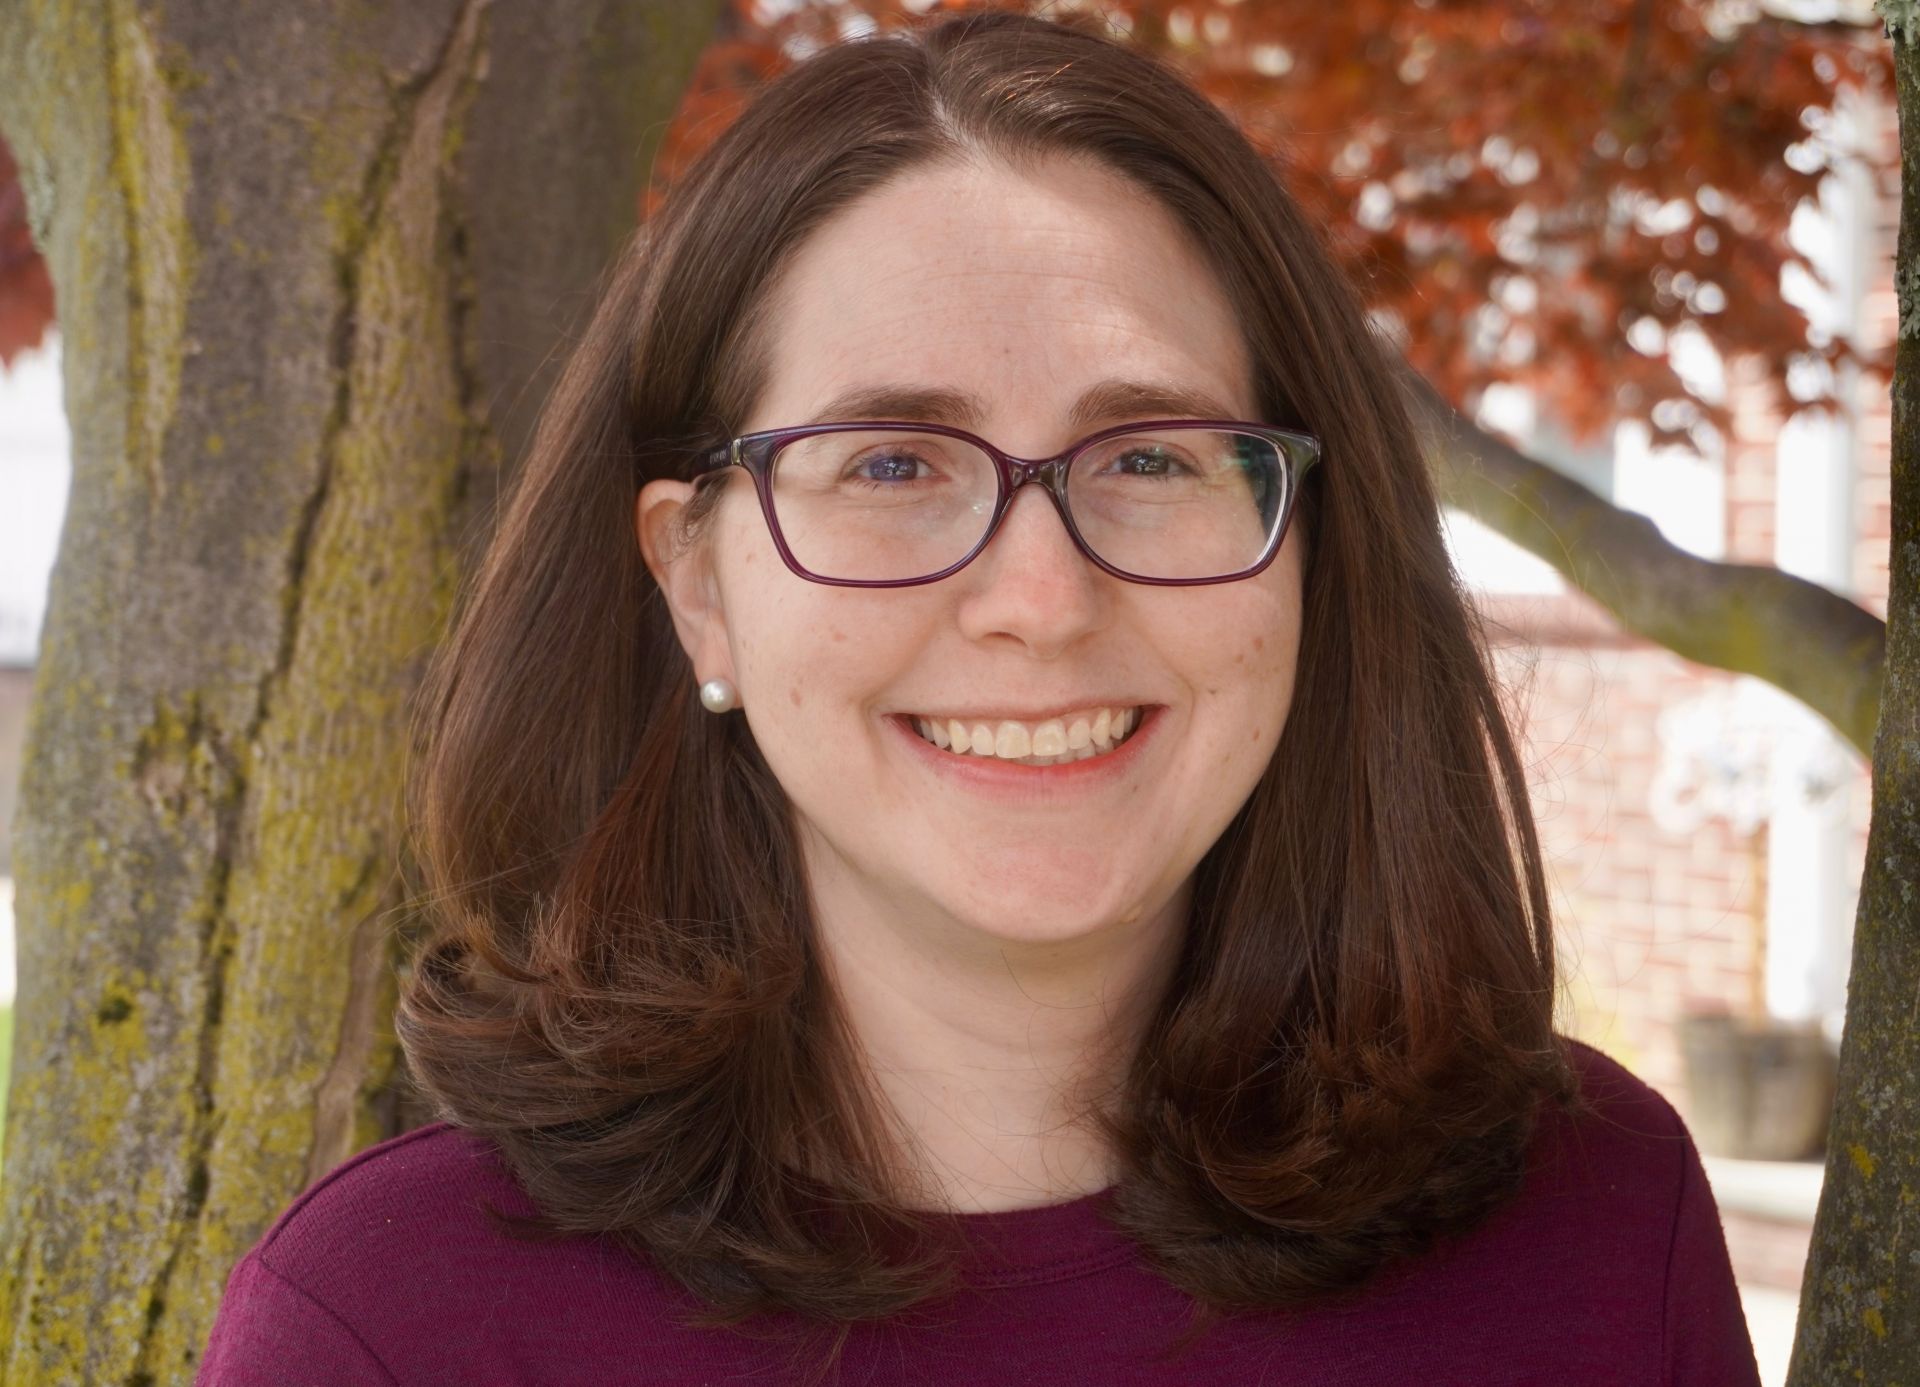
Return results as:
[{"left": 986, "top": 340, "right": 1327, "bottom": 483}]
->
[
  {"left": 1787, "top": 4, "right": 1920, "bottom": 1378},
  {"left": 0, "top": 1, "right": 719, "bottom": 1380}
]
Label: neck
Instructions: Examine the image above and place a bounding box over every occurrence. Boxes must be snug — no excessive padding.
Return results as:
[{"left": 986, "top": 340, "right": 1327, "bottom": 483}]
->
[{"left": 803, "top": 834, "right": 1188, "bottom": 1214}]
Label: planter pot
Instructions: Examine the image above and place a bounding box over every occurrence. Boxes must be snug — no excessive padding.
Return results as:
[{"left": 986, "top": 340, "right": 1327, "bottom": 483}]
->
[{"left": 1677, "top": 1013, "right": 1837, "bottom": 1161}]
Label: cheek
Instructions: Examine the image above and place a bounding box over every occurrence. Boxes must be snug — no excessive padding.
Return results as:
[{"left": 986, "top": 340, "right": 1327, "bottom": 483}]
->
[
  {"left": 1237, "top": 544, "right": 1308, "bottom": 733},
  {"left": 1174, "top": 592, "right": 1303, "bottom": 766},
  {"left": 1247, "top": 634, "right": 1302, "bottom": 757},
  {"left": 724, "top": 588, "right": 926, "bottom": 738},
  {"left": 734, "top": 605, "right": 828, "bottom": 722},
  {"left": 1242, "top": 628, "right": 1302, "bottom": 733},
  {"left": 713, "top": 502, "right": 821, "bottom": 711}
]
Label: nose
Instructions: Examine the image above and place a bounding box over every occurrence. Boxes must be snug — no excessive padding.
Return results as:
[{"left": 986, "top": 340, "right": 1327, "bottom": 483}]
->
[{"left": 951, "top": 481, "right": 1109, "bottom": 657}]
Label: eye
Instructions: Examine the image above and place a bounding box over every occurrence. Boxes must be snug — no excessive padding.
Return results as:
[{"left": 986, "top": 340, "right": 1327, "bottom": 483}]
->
[
  {"left": 1101, "top": 444, "right": 1190, "bottom": 477},
  {"left": 852, "top": 451, "right": 928, "bottom": 483}
]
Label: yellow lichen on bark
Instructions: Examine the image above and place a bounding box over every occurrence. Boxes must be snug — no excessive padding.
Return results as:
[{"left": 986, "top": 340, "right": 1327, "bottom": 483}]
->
[
  {"left": 0, "top": 1, "right": 725, "bottom": 1378},
  {"left": 106, "top": 0, "right": 195, "bottom": 518},
  {"left": 148, "top": 7, "right": 495, "bottom": 1366},
  {"left": 1788, "top": 9, "right": 1920, "bottom": 1382}
]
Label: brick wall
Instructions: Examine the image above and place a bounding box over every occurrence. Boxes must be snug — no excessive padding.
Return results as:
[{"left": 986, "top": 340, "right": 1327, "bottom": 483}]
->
[
  {"left": 1473, "top": 97, "right": 1895, "bottom": 1129},
  {"left": 1483, "top": 616, "right": 1778, "bottom": 1101}
]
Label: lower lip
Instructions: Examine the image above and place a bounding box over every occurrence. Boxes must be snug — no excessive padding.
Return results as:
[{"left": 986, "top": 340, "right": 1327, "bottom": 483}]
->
[{"left": 887, "top": 707, "right": 1161, "bottom": 801}]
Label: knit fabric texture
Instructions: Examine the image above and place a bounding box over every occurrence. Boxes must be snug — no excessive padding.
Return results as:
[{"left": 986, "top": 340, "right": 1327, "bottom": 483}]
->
[{"left": 196, "top": 1039, "right": 1762, "bottom": 1386}]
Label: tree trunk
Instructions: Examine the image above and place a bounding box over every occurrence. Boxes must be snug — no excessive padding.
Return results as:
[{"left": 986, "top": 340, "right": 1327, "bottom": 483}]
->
[
  {"left": 1787, "top": 6, "right": 1920, "bottom": 1379},
  {"left": 0, "top": 1, "right": 719, "bottom": 1379}
]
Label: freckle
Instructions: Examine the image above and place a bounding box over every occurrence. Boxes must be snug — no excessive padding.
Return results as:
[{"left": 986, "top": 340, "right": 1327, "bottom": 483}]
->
[
  {"left": 1233, "top": 652, "right": 1245, "bottom": 665},
  {"left": 789, "top": 687, "right": 802, "bottom": 707},
  {"left": 1250, "top": 726, "right": 1262, "bottom": 743}
]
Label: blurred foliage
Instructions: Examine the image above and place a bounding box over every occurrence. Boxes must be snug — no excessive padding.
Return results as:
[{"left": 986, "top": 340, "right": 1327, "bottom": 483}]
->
[
  {"left": 0, "top": 3, "right": 1894, "bottom": 446},
  {"left": 650, "top": 0, "right": 1896, "bottom": 453},
  {"left": 0, "top": 135, "right": 54, "bottom": 368}
]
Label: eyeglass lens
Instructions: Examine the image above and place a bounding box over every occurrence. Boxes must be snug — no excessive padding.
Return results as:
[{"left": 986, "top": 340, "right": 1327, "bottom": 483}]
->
[{"left": 767, "top": 427, "right": 1291, "bottom": 583}]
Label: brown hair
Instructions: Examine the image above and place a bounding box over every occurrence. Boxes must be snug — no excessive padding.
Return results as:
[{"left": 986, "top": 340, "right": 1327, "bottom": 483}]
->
[{"left": 395, "top": 3, "right": 1583, "bottom": 1345}]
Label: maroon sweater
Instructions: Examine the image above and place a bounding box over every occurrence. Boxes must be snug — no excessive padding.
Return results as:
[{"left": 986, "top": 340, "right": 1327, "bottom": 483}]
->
[{"left": 196, "top": 1040, "right": 1761, "bottom": 1385}]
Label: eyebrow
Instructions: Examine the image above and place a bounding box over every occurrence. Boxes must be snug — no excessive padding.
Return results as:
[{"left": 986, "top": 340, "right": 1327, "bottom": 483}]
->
[{"left": 799, "top": 378, "right": 1245, "bottom": 433}]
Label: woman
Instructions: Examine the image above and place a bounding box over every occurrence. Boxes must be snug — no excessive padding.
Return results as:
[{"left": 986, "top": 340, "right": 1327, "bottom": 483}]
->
[{"left": 200, "top": 10, "right": 1761, "bottom": 1384}]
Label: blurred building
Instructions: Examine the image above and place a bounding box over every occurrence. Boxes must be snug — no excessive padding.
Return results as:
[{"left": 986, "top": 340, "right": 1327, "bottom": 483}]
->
[
  {"left": 0, "top": 333, "right": 66, "bottom": 977},
  {"left": 1448, "top": 87, "right": 1896, "bottom": 1331}
]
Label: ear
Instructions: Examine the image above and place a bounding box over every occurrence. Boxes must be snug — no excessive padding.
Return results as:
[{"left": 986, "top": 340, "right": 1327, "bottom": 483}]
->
[{"left": 636, "top": 479, "right": 736, "bottom": 695}]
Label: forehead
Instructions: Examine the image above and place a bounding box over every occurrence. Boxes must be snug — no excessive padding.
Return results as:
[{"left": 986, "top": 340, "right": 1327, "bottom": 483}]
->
[{"left": 745, "top": 153, "right": 1258, "bottom": 434}]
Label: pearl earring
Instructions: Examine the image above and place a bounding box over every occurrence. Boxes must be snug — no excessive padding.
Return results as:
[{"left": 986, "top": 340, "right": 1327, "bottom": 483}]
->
[{"left": 698, "top": 677, "right": 738, "bottom": 714}]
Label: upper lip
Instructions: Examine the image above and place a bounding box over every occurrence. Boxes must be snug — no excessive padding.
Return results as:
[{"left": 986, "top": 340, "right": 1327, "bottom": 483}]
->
[{"left": 893, "top": 702, "right": 1152, "bottom": 723}]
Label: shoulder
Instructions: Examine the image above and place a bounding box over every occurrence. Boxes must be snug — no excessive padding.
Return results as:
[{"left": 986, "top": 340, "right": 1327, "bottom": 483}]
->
[
  {"left": 1479, "top": 1034, "right": 1705, "bottom": 1254},
  {"left": 1404, "top": 1036, "right": 1705, "bottom": 1275},
  {"left": 1343, "top": 1044, "right": 1757, "bottom": 1383},
  {"left": 1386, "top": 1038, "right": 1708, "bottom": 1315},
  {"left": 1546, "top": 1035, "right": 1695, "bottom": 1171},
  {"left": 210, "top": 1123, "right": 705, "bottom": 1381},
  {"left": 1532, "top": 1039, "right": 1758, "bottom": 1382},
  {"left": 242, "top": 1120, "right": 547, "bottom": 1309}
]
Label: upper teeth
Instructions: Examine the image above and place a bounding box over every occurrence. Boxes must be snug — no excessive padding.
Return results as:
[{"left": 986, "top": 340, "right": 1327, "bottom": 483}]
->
[{"left": 908, "top": 706, "right": 1141, "bottom": 763}]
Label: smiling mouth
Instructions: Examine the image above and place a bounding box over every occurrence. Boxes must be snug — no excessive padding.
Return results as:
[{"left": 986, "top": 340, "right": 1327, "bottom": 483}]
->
[{"left": 904, "top": 705, "right": 1146, "bottom": 768}]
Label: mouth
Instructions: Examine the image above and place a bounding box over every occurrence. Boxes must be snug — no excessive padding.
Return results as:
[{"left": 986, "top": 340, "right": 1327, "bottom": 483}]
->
[{"left": 900, "top": 704, "right": 1147, "bottom": 768}]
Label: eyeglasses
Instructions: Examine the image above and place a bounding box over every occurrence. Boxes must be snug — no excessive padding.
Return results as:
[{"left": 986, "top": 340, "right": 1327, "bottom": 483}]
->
[{"left": 689, "top": 418, "right": 1322, "bottom": 587}]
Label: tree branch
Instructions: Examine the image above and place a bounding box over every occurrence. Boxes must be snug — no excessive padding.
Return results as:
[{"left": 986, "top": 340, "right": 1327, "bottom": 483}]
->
[{"left": 1397, "top": 365, "right": 1887, "bottom": 758}]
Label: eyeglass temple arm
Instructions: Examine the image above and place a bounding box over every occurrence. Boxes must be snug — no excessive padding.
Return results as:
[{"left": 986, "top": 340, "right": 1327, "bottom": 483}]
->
[{"left": 690, "top": 441, "right": 736, "bottom": 478}]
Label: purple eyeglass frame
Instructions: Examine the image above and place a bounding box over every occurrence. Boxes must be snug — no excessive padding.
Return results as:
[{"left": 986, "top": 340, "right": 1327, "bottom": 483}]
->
[{"left": 688, "top": 417, "right": 1323, "bottom": 588}]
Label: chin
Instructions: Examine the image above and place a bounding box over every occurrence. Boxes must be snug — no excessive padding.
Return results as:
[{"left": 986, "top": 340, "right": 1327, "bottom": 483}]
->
[
  {"left": 961, "top": 914, "right": 1107, "bottom": 947},
  {"left": 942, "top": 880, "right": 1153, "bottom": 948}
]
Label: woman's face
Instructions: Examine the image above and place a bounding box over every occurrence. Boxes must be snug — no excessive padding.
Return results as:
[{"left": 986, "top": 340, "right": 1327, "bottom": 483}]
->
[{"left": 640, "top": 153, "right": 1305, "bottom": 952}]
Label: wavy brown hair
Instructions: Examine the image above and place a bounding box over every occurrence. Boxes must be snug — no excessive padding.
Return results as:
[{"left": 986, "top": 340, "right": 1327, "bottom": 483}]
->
[{"left": 394, "top": 3, "right": 1584, "bottom": 1345}]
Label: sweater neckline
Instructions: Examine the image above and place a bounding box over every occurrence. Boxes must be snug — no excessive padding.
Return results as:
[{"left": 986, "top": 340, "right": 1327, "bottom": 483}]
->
[
  {"left": 935, "top": 1184, "right": 1136, "bottom": 1287},
  {"left": 458, "top": 1123, "right": 1138, "bottom": 1289}
]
